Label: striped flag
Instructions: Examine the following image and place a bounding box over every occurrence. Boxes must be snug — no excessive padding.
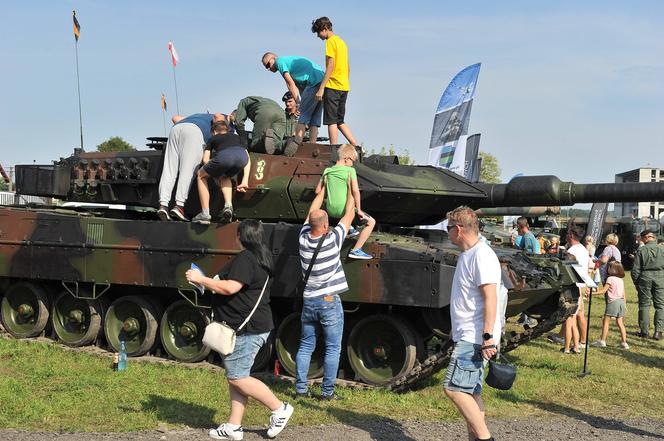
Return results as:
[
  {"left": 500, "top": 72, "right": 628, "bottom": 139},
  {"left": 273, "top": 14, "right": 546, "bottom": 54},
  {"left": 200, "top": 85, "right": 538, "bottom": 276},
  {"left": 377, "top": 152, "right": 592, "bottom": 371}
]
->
[
  {"left": 72, "top": 10, "right": 81, "bottom": 41},
  {"left": 168, "top": 41, "right": 179, "bottom": 67},
  {"left": 161, "top": 93, "right": 167, "bottom": 111}
]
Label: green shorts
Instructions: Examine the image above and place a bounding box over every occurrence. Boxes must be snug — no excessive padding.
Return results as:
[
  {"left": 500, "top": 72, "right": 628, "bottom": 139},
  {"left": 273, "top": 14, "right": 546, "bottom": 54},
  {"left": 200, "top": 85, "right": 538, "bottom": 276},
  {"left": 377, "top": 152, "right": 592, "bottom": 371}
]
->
[{"left": 604, "top": 298, "right": 626, "bottom": 318}]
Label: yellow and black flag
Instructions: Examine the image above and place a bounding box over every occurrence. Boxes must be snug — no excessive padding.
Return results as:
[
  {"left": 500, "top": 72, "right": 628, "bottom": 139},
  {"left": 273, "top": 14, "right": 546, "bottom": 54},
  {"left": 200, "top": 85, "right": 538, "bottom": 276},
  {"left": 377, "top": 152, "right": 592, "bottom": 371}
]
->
[
  {"left": 161, "top": 94, "right": 167, "bottom": 111},
  {"left": 73, "top": 10, "right": 81, "bottom": 41}
]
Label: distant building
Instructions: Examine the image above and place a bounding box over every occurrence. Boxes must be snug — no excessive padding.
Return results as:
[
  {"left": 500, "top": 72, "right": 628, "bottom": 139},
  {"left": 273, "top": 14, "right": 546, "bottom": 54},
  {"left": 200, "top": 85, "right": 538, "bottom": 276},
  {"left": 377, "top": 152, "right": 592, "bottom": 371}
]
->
[{"left": 614, "top": 167, "right": 664, "bottom": 219}]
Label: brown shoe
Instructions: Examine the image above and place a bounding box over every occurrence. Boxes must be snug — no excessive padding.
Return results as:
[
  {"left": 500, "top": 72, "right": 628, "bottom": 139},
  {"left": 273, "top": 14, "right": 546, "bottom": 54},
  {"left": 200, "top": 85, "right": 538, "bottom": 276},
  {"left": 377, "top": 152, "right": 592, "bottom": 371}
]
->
[
  {"left": 653, "top": 331, "right": 663, "bottom": 341},
  {"left": 282, "top": 139, "right": 300, "bottom": 157}
]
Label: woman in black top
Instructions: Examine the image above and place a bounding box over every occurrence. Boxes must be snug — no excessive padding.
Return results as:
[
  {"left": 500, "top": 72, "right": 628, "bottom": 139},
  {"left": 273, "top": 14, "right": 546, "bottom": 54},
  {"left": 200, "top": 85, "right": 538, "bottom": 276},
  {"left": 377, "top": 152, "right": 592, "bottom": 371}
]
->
[{"left": 185, "top": 220, "right": 293, "bottom": 440}]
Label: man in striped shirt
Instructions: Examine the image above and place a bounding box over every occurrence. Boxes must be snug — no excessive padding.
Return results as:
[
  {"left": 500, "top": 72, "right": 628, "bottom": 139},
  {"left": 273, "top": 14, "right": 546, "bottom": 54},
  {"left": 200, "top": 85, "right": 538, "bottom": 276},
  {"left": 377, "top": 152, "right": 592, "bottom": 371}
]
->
[{"left": 295, "top": 179, "right": 355, "bottom": 400}]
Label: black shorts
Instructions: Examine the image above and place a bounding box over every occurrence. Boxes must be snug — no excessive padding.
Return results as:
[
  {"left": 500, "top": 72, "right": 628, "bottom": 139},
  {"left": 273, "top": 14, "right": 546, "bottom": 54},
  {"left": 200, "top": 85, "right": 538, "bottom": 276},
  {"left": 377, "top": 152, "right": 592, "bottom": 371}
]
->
[
  {"left": 323, "top": 88, "right": 349, "bottom": 125},
  {"left": 202, "top": 146, "right": 247, "bottom": 178}
]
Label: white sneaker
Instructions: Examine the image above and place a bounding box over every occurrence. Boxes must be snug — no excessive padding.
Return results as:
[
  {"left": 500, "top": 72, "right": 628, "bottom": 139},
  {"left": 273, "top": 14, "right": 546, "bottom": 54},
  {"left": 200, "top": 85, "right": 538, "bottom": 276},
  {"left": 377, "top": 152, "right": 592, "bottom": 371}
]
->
[
  {"left": 267, "top": 402, "right": 294, "bottom": 438},
  {"left": 590, "top": 340, "right": 606, "bottom": 348},
  {"left": 578, "top": 342, "right": 587, "bottom": 349},
  {"left": 209, "top": 423, "right": 243, "bottom": 440},
  {"left": 620, "top": 341, "right": 630, "bottom": 349}
]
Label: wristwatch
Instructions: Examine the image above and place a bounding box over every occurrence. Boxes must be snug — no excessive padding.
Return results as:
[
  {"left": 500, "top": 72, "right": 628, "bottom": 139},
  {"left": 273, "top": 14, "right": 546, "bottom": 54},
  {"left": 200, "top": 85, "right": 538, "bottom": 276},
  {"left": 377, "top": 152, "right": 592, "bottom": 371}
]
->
[{"left": 482, "top": 332, "right": 493, "bottom": 341}]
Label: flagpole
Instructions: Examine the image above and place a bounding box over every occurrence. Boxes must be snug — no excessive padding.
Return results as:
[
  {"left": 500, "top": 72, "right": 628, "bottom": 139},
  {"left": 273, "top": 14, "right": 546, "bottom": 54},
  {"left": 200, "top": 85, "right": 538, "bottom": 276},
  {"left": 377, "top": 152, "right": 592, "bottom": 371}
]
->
[
  {"left": 162, "top": 109, "right": 167, "bottom": 137},
  {"left": 172, "top": 66, "right": 180, "bottom": 115},
  {"left": 74, "top": 29, "right": 84, "bottom": 150}
]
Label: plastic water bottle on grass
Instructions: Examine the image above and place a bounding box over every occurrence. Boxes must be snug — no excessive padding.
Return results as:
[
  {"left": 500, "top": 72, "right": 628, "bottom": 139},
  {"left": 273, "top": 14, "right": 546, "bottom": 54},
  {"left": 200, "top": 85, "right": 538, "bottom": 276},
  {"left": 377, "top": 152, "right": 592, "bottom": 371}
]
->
[{"left": 118, "top": 340, "right": 127, "bottom": 371}]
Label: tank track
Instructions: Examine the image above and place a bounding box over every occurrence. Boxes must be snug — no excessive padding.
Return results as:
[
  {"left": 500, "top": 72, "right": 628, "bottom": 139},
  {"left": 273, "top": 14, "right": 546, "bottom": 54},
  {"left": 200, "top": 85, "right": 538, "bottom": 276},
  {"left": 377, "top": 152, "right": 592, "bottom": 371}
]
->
[{"left": 386, "top": 291, "right": 577, "bottom": 393}]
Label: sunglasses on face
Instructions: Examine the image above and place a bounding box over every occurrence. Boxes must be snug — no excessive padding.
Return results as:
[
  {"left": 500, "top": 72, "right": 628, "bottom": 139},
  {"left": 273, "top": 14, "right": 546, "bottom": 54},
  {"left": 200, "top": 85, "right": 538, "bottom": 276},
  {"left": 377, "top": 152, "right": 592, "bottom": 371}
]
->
[{"left": 447, "top": 223, "right": 462, "bottom": 232}]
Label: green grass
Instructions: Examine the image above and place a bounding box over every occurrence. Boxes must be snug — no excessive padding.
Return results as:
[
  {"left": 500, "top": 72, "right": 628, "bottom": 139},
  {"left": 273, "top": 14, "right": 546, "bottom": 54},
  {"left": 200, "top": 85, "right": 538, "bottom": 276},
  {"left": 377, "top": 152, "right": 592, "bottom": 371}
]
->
[{"left": 1, "top": 276, "right": 663, "bottom": 432}]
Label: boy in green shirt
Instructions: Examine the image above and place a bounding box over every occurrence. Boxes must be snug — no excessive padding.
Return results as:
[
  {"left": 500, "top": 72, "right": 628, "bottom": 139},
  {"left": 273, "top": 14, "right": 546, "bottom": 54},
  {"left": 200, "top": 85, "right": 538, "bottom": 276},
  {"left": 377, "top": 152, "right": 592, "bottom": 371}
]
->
[{"left": 315, "top": 144, "right": 375, "bottom": 259}]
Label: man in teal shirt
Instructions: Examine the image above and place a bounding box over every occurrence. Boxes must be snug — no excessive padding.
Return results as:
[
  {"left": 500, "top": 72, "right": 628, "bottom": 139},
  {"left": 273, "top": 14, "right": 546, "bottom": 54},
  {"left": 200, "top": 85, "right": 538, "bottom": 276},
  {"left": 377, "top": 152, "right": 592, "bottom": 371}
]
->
[
  {"left": 262, "top": 53, "right": 324, "bottom": 154},
  {"left": 515, "top": 217, "right": 540, "bottom": 254}
]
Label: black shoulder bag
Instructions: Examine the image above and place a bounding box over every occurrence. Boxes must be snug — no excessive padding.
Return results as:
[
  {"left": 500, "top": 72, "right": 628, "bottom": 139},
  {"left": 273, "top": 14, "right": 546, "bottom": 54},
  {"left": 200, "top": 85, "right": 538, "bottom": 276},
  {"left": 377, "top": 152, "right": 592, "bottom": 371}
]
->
[
  {"left": 486, "top": 351, "right": 517, "bottom": 390},
  {"left": 297, "top": 232, "right": 327, "bottom": 297}
]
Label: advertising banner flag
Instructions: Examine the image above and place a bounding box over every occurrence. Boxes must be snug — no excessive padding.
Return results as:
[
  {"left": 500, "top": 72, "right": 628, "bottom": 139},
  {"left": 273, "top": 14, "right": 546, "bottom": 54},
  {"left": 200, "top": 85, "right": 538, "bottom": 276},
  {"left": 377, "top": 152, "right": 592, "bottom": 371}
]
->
[{"left": 428, "top": 63, "right": 481, "bottom": 175}]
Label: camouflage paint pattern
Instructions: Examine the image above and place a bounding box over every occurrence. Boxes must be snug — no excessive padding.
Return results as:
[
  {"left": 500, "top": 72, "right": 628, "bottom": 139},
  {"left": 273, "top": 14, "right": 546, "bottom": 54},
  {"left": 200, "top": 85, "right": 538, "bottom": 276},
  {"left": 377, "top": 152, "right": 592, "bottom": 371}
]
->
[{"left": 4, "top": 140, "right": 663, "bottom": 385}]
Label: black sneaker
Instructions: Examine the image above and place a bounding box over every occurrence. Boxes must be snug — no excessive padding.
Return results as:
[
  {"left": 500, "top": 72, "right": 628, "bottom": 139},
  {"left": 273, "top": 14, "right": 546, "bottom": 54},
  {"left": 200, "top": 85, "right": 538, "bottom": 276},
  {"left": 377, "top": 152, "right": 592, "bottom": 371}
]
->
[
  {"left": 157, "top": 206, "right": 170, "bottom": 221},
  {"left": 169, "top": 206, "right": 189, "bottom": 222},
  {"left": 293, "top": 391, "right": 312, "bottom": 399},
  {"left": 222, "top": 206, "right": 233, "bottom": 223},
  {"left": 318, "top": 393, "right": 342, "bottom": 401}
]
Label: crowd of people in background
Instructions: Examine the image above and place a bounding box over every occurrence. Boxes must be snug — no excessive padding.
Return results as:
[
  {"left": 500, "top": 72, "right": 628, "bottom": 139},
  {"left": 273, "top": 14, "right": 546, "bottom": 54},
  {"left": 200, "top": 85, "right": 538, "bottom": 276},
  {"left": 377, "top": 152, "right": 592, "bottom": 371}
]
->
[{"left": 507, "top": 221, "right": 664, "bottom": 352}]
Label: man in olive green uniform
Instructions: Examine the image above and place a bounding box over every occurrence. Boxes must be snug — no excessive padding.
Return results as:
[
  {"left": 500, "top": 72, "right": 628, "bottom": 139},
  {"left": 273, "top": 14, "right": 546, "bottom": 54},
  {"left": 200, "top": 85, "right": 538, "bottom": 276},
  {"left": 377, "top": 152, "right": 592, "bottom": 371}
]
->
[
  {"left": 231, "top": 96, "right": 294, "bottom": 155},
  {"left": 631, "top": 229, "right": 664, "bottom": 340},
  {"left": 282, "top": 91, "right": 299, "bottom": 140}
]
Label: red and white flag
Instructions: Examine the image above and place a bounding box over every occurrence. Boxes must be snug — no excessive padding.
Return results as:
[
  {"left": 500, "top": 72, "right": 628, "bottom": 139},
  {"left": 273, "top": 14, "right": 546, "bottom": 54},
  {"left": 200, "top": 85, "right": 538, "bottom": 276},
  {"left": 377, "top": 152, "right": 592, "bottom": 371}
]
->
[{"left": 168, "top": 41, "right": 179, "bottom": 67}]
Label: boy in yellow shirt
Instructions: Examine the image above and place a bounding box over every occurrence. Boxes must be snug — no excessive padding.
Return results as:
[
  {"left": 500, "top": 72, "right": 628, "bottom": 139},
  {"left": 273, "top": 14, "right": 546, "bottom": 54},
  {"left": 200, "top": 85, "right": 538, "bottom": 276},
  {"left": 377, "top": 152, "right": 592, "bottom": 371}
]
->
[{"left": 311, "top": 17, "right": 358, "bottom": 146}]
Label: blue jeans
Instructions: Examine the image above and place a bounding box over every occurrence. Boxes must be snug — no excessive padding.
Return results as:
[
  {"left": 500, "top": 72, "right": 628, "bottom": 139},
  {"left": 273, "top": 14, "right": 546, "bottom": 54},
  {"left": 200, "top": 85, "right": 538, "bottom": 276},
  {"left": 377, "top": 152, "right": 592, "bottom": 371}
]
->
[{"left": 295, "top": 295, "right": 344, "bottom": 396}]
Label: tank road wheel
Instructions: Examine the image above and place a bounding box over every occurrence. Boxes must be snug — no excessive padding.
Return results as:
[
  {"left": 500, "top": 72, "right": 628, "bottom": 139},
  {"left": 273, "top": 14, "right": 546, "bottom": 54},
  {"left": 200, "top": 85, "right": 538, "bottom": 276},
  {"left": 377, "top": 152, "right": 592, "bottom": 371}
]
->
[
  {"left": 159, "top": 300, "right": 211, "bottom": 363},
  {"left": 347, "top": 314, "right": 419, "bottom": 385},
  {"left": 275, "top": 312, "right": 324, "bottom": 378},
  {"left": 0, "top": 282, "right": 50, "bottom": 338},
  {"left": 104, "top": 295, "right": 161, "bottom": 356},
  {"left": 51, "top": 292, "right": 108, "bottom": 347}
]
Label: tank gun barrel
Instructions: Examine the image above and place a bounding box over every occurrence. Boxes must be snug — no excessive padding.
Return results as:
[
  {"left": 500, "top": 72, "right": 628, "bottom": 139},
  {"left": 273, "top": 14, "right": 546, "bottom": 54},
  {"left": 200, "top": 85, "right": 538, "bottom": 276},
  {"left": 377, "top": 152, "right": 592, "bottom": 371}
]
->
[
  {"left": 475, "top": 206, "right": 561, "bottom": 217},
  {"left": 476, "top": 176, "right": 664, "bottom": 208}
]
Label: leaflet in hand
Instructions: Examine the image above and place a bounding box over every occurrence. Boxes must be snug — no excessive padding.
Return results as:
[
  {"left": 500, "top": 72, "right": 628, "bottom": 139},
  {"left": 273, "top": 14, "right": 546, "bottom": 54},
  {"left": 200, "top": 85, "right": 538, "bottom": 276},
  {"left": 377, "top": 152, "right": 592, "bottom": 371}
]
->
[{"left": 189, "top": 263, "right": 205, "bottom": 294}]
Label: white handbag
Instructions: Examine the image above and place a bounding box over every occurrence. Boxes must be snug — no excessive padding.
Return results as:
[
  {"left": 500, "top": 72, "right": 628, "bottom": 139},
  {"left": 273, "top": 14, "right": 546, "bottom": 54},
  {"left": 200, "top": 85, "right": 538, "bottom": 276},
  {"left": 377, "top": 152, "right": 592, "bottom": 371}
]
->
[{"left": 202, "top": 277, "right": 269, "bottom": 356}]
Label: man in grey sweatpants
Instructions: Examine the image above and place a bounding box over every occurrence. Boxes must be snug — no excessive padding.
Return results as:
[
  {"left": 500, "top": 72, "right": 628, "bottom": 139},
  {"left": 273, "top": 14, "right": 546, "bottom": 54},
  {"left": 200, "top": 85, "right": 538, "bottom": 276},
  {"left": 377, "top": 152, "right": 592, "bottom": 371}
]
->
[{"left": 157, "top": 112, "right": 228, "bottom": 221}]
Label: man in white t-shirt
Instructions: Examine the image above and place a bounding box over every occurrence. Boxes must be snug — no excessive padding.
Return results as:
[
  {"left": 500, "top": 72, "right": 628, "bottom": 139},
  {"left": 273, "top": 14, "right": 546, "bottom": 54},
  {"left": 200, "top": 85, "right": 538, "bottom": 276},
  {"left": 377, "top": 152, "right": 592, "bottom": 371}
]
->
[{"left": 443, "top": 206, "right": 500, "bottom": 441}]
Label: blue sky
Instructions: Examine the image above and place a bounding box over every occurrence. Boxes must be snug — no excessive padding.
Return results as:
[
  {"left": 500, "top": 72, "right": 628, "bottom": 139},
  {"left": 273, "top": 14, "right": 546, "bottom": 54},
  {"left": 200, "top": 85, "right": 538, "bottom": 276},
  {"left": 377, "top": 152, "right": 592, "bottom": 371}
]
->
[{"left": 1, "top": 1, "right": 662, "bottom": 184}]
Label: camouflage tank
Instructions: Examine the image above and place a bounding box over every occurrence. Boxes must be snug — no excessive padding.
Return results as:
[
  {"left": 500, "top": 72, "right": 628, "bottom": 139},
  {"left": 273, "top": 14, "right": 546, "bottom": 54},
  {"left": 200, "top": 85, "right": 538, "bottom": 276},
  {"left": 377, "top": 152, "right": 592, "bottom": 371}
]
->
[{"left": 2, "top": 141, "right": 664, "bottom": 391}]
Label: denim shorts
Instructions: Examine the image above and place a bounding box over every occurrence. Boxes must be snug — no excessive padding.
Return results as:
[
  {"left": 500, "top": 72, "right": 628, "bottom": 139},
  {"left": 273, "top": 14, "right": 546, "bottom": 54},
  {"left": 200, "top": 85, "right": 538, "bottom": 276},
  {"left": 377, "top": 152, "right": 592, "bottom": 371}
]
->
[
  {"left": 222, "top": 331, "right": 270, "bottom": 380},
  {"left": 298, "top": 84, "right": 323, "bottom": 127},
  {"left": 443, "top": 341, "right": 485, "bottom": 395}
]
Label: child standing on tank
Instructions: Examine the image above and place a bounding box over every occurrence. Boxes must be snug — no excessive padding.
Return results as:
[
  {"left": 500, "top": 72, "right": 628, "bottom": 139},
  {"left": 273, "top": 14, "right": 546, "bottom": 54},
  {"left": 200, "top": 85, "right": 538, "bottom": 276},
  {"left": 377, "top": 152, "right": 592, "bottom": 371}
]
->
[
  {"left": 311, "top": 17, "right": 358, "bottom": 146},
  {"left": 315, "top": 144, "right": 374, "bottom": 259},
  {"left": 192, "top": 120, "right": 250, "bottom": 224},
  {"left": 591, "top": 260, "right": 630, "bottom": 349}
]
